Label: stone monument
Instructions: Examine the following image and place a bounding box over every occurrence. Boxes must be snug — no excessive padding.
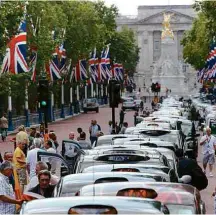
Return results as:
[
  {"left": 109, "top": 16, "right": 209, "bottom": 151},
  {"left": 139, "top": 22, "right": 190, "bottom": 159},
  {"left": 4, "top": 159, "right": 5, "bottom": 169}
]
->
[{"left": 152, "top": 13, "right": 188, "bottom": 96}]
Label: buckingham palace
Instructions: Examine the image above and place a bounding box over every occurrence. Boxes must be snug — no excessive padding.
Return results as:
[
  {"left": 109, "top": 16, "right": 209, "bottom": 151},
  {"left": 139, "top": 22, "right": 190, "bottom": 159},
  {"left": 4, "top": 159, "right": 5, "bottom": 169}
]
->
[{"left": 116, "top": 5, "right": 197, "bottom": 91}]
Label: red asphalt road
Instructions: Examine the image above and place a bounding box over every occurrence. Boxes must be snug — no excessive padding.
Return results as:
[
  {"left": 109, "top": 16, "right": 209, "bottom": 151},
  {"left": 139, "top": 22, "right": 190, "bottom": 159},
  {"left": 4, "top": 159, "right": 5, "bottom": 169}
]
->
[{"left": 0, "top": 106, "right": 214, "bottom": 213}]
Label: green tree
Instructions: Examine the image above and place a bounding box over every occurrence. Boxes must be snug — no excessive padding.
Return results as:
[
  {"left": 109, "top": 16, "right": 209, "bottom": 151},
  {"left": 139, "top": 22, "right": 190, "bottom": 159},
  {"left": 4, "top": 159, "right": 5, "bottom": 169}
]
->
[
  {"left": 109, "top": 27, "right": 140, "bottom": 73},
  {"left": 0, "top": 1, "right": 24, "bottom": 55},
  {"left": 27, "top": 1, "right": 67, "bottom": 76},
  {"left": 62, "top": 1, "right": 106, "bottom": 63},
  {"left": 182, "top": 1, "right": 216, "bottom": 70},
  {"left": 181, "top": 13, "right": 209, "bottom": 70}
]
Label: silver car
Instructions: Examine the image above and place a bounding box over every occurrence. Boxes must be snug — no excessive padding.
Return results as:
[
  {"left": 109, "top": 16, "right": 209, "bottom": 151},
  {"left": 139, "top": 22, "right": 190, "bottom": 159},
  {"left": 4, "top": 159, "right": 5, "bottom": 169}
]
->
[
  {"left": 54, "top": 172, "right": 157, "bottom": 197},
  {"left": 83, "top": 98, "right": 99, "bottom": 113},
  {"left": 20, "top": 196, "right": 167, "bottom": 214}
]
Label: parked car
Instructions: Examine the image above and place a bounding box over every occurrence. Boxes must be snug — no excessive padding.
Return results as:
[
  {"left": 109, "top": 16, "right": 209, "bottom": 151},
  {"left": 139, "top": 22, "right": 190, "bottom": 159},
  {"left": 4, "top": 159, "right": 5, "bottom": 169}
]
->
[
  {"left": 20, "top": 196, "right": 168, "bottom": 214},
  {"left": 75, "top": 152, "right": 173, "bottom": 176},
  {"left": 53, "top": 172, "right": 158, "bottom": 197},
  {"left": 81, "top": 163, "right": 177, "bottom": 182},
  {"left": 78, "top": 182, "right": 205, "bottom": 214},
  {"left": 122, "top": 97, "right": 136, "bottom": 111},
  {"left": 83, "top": 98, "right": 99, "bottom": 113}
]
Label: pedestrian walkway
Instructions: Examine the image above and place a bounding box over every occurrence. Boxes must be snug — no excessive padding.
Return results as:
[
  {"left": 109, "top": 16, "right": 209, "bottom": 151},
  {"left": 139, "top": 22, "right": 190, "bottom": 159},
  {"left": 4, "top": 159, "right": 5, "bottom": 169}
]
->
[{"left": 8, "top": 102, "right": 108, "bottom": 135}]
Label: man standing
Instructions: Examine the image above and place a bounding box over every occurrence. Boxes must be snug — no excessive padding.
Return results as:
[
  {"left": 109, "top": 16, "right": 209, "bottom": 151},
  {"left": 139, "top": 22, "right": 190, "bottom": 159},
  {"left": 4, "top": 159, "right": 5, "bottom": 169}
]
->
[
  {"left": 13, "top": 141, "right": 27, "bottom": 193},
  {"left": 3, "top": 152, "right": 15, "bottom": 190},
  {"left": 27, "top": 140, "right": 42, "bottom": 179},
  {"left": 0, "top": 113, "right": 8, "bottom": 142},
  {"left": 200, "top": 127, "right": 216, "bottom": 176},
  {"left": 25, "top": 161, "right": 59, "bottom": 191},
  {"left": 89, "top": 120, "right": 101, "bottom": 146},
  {"left": 78, "top": 132, "right": 92, "bottom": 149},
  {"left": 28, "top": 170, "right": 55, "bottom": 198},
  {"left": 119, "top": 107, "right": 125, "bottom": 128},
  {"left": 0, "top": 161, "right": 22, "bottom": 214}
]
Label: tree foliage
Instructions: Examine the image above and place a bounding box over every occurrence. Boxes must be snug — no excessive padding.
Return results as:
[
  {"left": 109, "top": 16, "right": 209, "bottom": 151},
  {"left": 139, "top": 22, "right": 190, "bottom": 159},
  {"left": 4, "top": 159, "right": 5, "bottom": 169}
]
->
[
  {"left": 0, "top": 1, "right": 139, "bottom": 114},
  {"left": 0, "top": 1, "right": 24, "bottom": 55},
  {"left": 182, "top": 1, "right": 216, "bottom": 70},
  {"left": 181, "top": 13, "right": 209, "bottom": 70},
  {"left": 109, "top": 27, "right": 140, "bottom": 72}
]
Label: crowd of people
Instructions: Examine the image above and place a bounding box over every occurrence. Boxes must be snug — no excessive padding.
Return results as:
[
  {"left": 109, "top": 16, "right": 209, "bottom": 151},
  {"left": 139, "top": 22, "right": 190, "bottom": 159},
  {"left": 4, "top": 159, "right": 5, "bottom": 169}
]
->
[{"left": 0, "top": 118, "right": 105, "bottom": 213}]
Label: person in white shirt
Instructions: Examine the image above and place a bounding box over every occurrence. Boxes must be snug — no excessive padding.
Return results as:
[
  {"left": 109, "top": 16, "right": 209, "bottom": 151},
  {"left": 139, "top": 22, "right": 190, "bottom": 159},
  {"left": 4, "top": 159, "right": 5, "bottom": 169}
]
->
[
  {"left": 0, "top": 161, "right": 23, "bottom": 214},
  {"left": 44, "top": 140, "right": 57, "bottom": 174},
  {"left": 27, "top": 140, "right": 42, "bottom": 179},
  {"left": 45, "top": 140, "right": 56, "bottom": 153},
  {"left": 89, "top": 120, "right": 101, "bottom": 145},
  {"left": 200, "top": 127, "right": 216, "bottom": 177},
  {"left": 25, "top": 161, "right": 59, "bottom": 192}
]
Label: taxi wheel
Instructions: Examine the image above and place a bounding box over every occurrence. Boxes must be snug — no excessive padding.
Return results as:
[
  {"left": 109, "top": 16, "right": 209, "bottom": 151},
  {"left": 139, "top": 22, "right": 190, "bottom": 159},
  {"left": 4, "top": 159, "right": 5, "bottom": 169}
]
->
[{"left": 96, "top": 108, "right": 99, "bottom": 113}]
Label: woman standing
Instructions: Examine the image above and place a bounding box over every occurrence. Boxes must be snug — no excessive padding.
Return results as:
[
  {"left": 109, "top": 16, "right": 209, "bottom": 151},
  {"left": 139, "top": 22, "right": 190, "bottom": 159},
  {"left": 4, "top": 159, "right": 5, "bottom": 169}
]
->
[{"left": 0, "top": 113, "right": 8, "bottom": 142}]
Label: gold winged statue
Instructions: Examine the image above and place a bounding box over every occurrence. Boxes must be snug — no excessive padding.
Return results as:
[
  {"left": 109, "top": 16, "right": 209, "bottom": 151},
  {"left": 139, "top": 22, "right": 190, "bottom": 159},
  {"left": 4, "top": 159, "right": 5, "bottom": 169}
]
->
[{"left": 161, "top": 13, "right": 174, "bottom": 40}]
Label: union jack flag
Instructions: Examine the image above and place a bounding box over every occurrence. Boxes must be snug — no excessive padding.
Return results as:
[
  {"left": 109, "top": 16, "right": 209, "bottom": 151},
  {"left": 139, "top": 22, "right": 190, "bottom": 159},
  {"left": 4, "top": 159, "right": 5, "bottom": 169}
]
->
[
  {"left": 99, "top": 45, "right": 112, "bottom": 80},
  {"left": 57, "top": 43, "right": 67, "bottom": 74},
  {"left": 88, "top": 48, "right": 97, "bottom": 84},
  {"left": 45, "top": 59, "right": 61, "bottom": 82},
  {"left": 105, "top": 45, "right": 112, "bottom": 79},
  {"left": 197, "top": 68, "right": 205, "bottom": 83},
  {"left": 112, "top": 63, "right": 120, "bottom": 80},
  {"left": 1, "top": 20, "right": 28, "bottom": 75},
  {"left": 45, "top": 44, "right": 67, "bottom": 82},
  {"left": 74, "top": 59, "right": 88, "bottom": 82},
  {"left": 118, "top": 63, "right": 124, "bottom": 81},
  {"left": 199, "top": 41, "right": 216, "bottom": 81},
  {"left": 29, "top": 46, "right": 37, "bottom": 82}
]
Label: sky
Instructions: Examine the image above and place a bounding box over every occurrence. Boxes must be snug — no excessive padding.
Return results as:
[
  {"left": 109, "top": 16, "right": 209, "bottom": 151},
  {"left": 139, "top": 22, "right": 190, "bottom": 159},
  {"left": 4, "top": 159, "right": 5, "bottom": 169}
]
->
[{"left": 103, "top": 0, "right": 195, "bottom": 15}]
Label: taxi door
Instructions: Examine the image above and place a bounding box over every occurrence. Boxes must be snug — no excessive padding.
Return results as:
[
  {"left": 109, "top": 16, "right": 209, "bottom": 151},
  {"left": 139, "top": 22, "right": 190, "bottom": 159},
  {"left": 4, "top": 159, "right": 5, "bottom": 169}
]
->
[{"left": 37, "top": 151, "right": 71, "bottom": 178}]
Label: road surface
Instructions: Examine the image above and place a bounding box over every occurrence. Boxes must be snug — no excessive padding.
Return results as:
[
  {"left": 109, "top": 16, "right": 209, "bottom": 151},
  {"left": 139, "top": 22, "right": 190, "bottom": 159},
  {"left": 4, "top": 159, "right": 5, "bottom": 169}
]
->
[{"left": 0, "top": 105, "right": 214, "bottom": 213}]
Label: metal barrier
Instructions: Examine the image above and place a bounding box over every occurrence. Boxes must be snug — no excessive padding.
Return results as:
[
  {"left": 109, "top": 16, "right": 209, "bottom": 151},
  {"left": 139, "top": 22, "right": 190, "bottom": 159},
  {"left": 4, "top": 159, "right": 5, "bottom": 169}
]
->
[
  {"left": 29, "top": 113, "right": 40, "bottom": 125},
  {"left": 9, "top": 100, "right": 106, "bottom": 132},
  {"left": 54, "top": 109, "right": 61, "bottom": 120},
  {"left": 63, "top": 106, "right": 70, "bottom": 116},
  {"left": 12, "top": 116, "right": 26, "bottom": 129}
]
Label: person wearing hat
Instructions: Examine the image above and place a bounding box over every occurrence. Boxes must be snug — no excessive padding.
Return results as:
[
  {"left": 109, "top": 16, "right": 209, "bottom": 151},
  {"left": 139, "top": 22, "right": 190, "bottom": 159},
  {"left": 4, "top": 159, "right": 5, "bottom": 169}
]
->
[{"left": 0, "top": 161, "right": 23, "bottom": 214}]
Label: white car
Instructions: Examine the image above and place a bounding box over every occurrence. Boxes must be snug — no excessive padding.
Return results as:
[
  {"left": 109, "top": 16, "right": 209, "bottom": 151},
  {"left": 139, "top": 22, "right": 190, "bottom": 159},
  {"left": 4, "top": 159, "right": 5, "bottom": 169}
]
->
[{"left": 122, "top": 97, "right": 136, "bottom": 110}]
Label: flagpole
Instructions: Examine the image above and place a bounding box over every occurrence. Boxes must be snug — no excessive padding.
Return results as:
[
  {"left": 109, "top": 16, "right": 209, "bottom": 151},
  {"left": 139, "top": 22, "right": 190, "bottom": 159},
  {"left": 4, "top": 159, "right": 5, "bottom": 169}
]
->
[
  {"left": 101, "top": 84, "right": 104, "bottom": 103},
  {"left": 85, "top": 84, "right": 88, "bottom": 99},
  {"left": 8, "top": 77, "right": 13, "bottom": 131},
  {"left": 91, "top": 83, "right": 94, "bottom": 97},
  {"left": 96, "top": 83, "right": 99, "bottom": 98},
  {"left": 76, "top": 84, "right": 80, "bottom": 113},
  {"left": 60, "top": 80, "right": 65, "bottom": 118},
  {"left": 77, "top": 85, "right": 80, "bottom": 101},
  {"left": 24, "top": 79, "right": 30, "bottom": 127},
  {"left": 51, "top": 90, "right": 55, "bottom": 121},
  {"left": 69, "top": 86, "right": 73, "bottom": 115}
]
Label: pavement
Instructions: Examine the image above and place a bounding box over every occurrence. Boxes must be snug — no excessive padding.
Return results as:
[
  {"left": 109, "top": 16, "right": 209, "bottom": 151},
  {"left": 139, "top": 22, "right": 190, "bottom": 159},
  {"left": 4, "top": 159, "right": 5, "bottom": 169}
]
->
[{"left": 0, "top": 104, "right": 215, "bottom": 213}]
